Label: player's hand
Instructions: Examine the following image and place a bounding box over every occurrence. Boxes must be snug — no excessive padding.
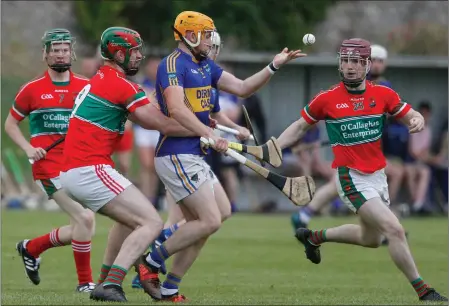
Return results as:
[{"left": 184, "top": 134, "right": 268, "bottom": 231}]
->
[
  {"left": 26, "top": 147, "right": 47, "bottom": 162},
  {"left": 409, "top": 116, "right": 425, "bottom": 133},
  {"left": 235, "top": 126, "right": 251, "bottom": 141},
  {"left": 210, "top": 135, "right": 228, "bottom": 153},
  {"left": 209, "top": 117, "right": 218, "bottom": 129},
  {"left": 272, "top": 48, "right": 307, "bottom": 68}
]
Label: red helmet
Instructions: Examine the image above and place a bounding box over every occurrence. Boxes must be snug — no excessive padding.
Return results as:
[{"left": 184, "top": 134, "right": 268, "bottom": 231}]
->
[{"left": 338, "top": 38, "right": 371, "bottom": 88}]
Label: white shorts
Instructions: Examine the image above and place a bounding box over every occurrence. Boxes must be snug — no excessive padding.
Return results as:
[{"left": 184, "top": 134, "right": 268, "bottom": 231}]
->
[
  {"left": 134, "top": 125, "right": 160, "bottom": 148},
  {"left": 155, "top": 154, "right": 215, "bottom": 203},
  {"left": 336, "top": 167, "right": 390, "bottom": 213},
  {"left": 35, "top": 176, "right": 62, "bottom": 197},
  {"left": 60, "top": 164, "right": 132, "bottom": 212}
]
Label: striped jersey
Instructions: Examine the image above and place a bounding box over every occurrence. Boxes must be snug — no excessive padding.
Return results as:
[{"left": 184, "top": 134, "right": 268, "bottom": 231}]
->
[
  {"left": 10, "top": 70, "right": 89, "bottom": 180},
  {"left": 62, "top": 65, "right": 149, "bottom": 170},
  {"left": 155, "top": 48, "right": 223, "bottom": 156},
  {"left": 301, "top": 81, "right": 411, "bottom": 173}
]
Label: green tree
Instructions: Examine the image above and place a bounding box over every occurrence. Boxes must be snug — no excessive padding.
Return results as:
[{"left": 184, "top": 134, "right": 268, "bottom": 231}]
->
[
  {"left": 73, "top": 1, "right": 128, "bottom": 51},
  {"left": 73, "top": 0, "right": 335, "bottom": 52}
]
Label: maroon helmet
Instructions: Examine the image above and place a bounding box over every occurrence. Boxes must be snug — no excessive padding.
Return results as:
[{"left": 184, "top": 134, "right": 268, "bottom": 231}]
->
[{"left": 338, "top": 38, "right": 371, "bottom": 88}]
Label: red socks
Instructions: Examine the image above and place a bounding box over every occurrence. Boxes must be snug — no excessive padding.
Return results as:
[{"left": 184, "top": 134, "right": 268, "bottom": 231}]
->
[
  {"left": 72, "top": 240, "right": 93, "bottom": 284},
  {"left": 26, "top": 228, "right": 64, "bottom": 258}
]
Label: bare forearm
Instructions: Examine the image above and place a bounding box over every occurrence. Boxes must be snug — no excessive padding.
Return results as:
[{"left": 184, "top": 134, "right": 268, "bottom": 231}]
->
[
  {"left": 5, "top": 120, "right": 33, "bottom": 152},
  {"left": 212, "top": 112, "right": 240, "bottom": 130},
  {"left": 170, "top": 107, "right": 212, "bottom": 137},
  {"left": 163, "top": 118, "right": 197, "bottom": 137},
  {"left": 277, "top": 118, "right": 311, "bottom": 150},
  {"left": 240, "top": 68, "right": 272, "bottom": 98}
]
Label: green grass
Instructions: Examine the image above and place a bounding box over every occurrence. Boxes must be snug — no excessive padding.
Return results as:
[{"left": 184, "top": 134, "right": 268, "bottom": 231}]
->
[{"left": 1, "top": 210, "right": 447, "bottom": 305}]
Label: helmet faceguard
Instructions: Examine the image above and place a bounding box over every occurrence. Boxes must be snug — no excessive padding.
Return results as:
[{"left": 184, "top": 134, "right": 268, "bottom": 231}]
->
[
  {"left": 338, "top": 38, "right": 371, "bottom": 88},
  {"left": 209, "top": 32, "right": 222, "bottom": 61},
  {"left": 172, "top": 11, "right": 217, "bottom": 62},
  {"left": 100, "top": 27, "right": 145, "bottom": 76},
  {"left": 42, "top": 28, "right": 76, "bottom": 73}
]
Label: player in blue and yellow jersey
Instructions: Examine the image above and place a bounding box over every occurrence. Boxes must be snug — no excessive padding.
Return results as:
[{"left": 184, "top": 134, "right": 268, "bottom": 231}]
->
[{"left": 134, "top": 11, "right": 306, "bottom": 302}]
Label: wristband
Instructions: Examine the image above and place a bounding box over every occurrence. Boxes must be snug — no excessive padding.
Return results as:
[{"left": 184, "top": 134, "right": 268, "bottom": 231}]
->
[{"left": 267, "top": 62, "right": 279, "bottom": 75}]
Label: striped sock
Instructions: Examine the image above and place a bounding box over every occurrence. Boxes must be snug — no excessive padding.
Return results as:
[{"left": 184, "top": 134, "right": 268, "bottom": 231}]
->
[
  {"left": 146, "top": 244, "right": 170, "bottom": 267},
  {"left": 411, "top": 277, "right": 429, "bottom": 297},
  {"left": 26, "top": 228, "right": 65, "bottom": 258},
  {"left": 103, "top": 265, "right": 128, "bottom": 287},
  {"left": 72, "top": 240, "right": 93, "bottom": 284},
  {"left": 161, "top": 273, "right": 182, "bottom": 296},
  {"left": 97, "top": 264, "right": 111, "bottom": 284},
  {"left": 307, "top": 229, "right": 327, "bottom": 246}
]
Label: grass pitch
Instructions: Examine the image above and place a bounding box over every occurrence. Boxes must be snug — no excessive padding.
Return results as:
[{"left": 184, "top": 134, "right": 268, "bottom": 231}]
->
[{"left": 1, "top": 210, "right": 447, "bottom": 305}]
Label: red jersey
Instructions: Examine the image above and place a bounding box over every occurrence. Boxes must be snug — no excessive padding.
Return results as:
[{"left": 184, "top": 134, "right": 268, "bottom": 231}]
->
[
  {"left": 62, "top": 65, "right": 149, "bottom": 170},
  {"left": 301, "top": 81, "right": 411, "bottom": 173},
  {"left": 10, "top": 71, "right": 89, "bottom": 180}
]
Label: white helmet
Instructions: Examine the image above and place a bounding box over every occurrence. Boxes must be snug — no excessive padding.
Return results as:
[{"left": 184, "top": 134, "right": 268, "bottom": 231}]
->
[
  {"left": 209, "top": 32, "right": 222, "bottom": 61},
  {"left": 371, "top": 44, "right": 388, "bottom": 60}
]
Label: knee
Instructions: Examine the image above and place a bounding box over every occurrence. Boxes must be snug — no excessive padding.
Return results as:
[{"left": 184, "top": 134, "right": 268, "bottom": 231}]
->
[
  {"left": 383, "top": 221, "right": 406, "bottom": 241},
  {"left": 203, "top": 215, "right": 222, "bottom": 235},
  {"left": 76, "top": 209, "right": 95, "bottom": 232},
  {"left": 362, "top": 236, "right": 382, "bottom": 248},
  {"left": 220, "top": 204, "right": 232, "bottom": 223}
]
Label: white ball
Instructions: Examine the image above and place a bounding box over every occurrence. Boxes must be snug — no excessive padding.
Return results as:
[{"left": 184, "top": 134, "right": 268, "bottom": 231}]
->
[{"left": 303, "top": 34, "right": 315, "bottom": 45}]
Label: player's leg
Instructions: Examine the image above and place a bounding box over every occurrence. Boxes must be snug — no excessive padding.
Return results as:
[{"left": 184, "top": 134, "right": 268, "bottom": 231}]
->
[
  {"left": 412, "top": 164, "right": 431, "bottom": 212},
  {"left": 153, "top": 182, "right": 221, "bottom": 301},
  {"left": 52, "top": 189, "right": 96, "bottom": 291},
  {"left": 131, "top": 190, "right": 186, "bottom": 289},
  {"left": 385, "top": 160, "right": 405, "bottom": 204},
  {"left": 295, "top": 168, "right": 447, "bottom": 301},
  {"left": 141, "top": 154, "right": 222, "bottom": 300},
  {"left": 220, "top": 162, "right": 239, "bottom": 213},
  {"left": 292, "top": 177, "right": 338, "bottom": 229},
  {"left": 17, "top": 178, "right": 95, "bottom": 291},
  {"left": 135, "top": 127, "right": 160, "bottom": 204},
  {"left": 61, "top": 165, "right": 163, "bottom": 302}
]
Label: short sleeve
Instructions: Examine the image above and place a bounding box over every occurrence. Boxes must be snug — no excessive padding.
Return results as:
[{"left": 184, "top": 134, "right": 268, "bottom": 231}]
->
[
  {"left": 158, "top": 53, "right": 185, "bottom": 90},
  {"left": 121, "top": 80, "right": 150, "bottom": 113},
  {"left": 384, "top": 88, "right": 411, "bottom": 119},
  {"left": 210, "top": 88, "right": 220, "bottom": 113},
  {"left": 10, "top": 84, "right": 32, "bottom": 121},
  {"left": 301, "top": 91, "right": 327, "bottom": 124},
  {"left": 208, "top": 60, "right": 224, "bottom": 88}
]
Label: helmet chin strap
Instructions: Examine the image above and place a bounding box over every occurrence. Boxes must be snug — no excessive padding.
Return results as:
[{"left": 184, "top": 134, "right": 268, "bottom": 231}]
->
[
  {"left": 172, "top": 26, "right": 208, "bottom": 61},
  {"left": 49, "top": 63, "right": 71, "bottom": 73}
]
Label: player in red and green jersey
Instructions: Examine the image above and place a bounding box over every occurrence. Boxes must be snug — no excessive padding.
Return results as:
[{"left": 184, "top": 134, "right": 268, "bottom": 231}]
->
[
  {"left": 59, "top": 27, "right": 198, "bottom": 303},
  {"left": 4, "top": 28, "right": 96, "bottom": 293},
  {"left": 276, "top": 38, "right": 446, "bottom": 302}
]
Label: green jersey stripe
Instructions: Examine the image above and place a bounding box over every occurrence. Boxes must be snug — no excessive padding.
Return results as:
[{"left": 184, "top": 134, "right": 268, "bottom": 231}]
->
[
  {"left": 86, "top": 93, "right": 124, "bottom": 110},
  {"left": 74, "top": 115, "right": 124, "bottom": 134}
]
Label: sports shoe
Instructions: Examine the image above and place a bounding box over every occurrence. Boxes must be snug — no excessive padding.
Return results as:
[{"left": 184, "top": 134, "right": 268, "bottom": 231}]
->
[
  {"left": 16, "top": 239, "right": 41, "bottom": 285},
  {"left": 90, "top": 284, "right": 127, "bottom": 302},
  {"left": 76, "top": 282, "right": 96, "bottom": 293},
  {"left": 162, "top": 293, "right": 188, "bottom": 303},
  {"left": 419, "top": 288, "right": 448, "bottom": 301},
  {"left": 131, "top": 274, "right": 142, "bottom": 289},
  {"left": 291, "top": 211, "right": 307, "bottom": 232},
  {"left": 295, "top": 228, "right": 321, "bottom": 264},
  {"left": 134, "top": 255, "right": 161, "bottom": 300}
]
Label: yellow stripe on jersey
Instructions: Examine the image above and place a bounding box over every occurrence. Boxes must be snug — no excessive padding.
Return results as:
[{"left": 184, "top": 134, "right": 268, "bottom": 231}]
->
[
  {"left": 184, "top": 86, "right": 212, "bottom": 113},
  {"left": 167, "top": 51, "right": 181, "bottom": 87},
  {"left": 184, "top": 95, "right": 194, "bottom": 113}
]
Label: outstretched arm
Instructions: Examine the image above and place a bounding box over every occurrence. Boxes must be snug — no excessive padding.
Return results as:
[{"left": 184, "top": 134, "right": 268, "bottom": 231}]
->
[
  {"left": 277, "top": 117, "right": 314, "bottom": 150},
  {"left": 217, "top": 48, "right": 306, "bottom": 98}
]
